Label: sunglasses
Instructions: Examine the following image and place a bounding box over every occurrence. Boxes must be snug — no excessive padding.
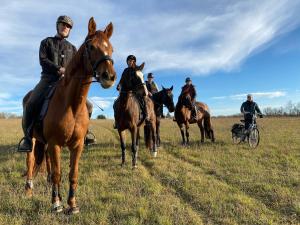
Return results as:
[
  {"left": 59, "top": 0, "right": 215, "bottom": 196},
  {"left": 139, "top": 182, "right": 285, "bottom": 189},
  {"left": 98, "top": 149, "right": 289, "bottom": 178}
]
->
[{"left": 61, "top": 22, "right": 71, "bottom": 28}]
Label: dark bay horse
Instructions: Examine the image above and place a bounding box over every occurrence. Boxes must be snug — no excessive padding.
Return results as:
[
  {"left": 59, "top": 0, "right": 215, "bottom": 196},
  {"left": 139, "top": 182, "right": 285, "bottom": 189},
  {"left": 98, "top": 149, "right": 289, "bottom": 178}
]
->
[
  {"left": 23, "top": 17, "right": 116, "bottom": 214},
  {"left": 151, "top": 86, "right": 175, "bottom": 146},
  {"left": 175, "top": 88, "right": 215, "bottom": 145},
  {"left": 114, "top": 63, "right": 157, "bottom": 168}
]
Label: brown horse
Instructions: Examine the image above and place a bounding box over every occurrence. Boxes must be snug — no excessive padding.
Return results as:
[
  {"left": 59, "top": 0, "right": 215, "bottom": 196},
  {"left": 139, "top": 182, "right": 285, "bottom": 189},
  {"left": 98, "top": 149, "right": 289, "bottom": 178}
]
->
[
  {"left": 23, "top": 17, "right": 116, "bottom": 214},
  {"left": 114, "top": 63, "right": 157, "bottom": 168},
  {"left": 175, "top": 88, "right": 215, "bottom": 145}
]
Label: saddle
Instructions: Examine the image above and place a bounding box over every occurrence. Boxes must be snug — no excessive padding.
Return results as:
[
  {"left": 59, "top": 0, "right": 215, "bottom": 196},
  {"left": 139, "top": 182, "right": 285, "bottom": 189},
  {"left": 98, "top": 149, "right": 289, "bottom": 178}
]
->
[{"left": 34, "top": 83, "right": 58, "bottom": 142}]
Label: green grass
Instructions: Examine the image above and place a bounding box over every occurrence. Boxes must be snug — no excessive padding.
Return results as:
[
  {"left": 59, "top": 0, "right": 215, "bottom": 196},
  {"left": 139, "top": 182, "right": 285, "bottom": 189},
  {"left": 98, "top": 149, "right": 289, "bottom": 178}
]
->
[{"left": 0, "top": 117, "right": 299, "bottom": 224}]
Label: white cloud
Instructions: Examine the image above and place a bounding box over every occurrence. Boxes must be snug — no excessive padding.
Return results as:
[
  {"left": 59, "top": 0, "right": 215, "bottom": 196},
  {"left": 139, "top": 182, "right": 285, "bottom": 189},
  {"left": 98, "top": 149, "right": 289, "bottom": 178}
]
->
[
  {"left": 0, "top": 0, "right": 300, "bottom": 116},
  {"left": 89, "top": 96, "right": 117, "bottom": 110},
  {"left": 0, "top": 97, "right": 22, "bottom": 114},
  {"left": 212, "top": 91, "right": 287, "bottom": 101}
]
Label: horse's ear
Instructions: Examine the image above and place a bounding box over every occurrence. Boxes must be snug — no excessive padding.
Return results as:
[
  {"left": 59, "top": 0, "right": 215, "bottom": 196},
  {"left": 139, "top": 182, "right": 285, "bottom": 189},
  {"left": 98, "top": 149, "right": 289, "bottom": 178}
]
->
[
  {"left": 162, "top": 85, "right": 165, "bottom": 90},
  {"left": 88, "top": 17, "right": 97, "bottom": 36},
  {"left": 138, "top": 62, "right": 145, "bottom": 71},
  {"left": 104, "top": 22, "right": 113, "bottom": 39},
  {"left": 170, "top": 85, "right": 173, "bottom": 91}
]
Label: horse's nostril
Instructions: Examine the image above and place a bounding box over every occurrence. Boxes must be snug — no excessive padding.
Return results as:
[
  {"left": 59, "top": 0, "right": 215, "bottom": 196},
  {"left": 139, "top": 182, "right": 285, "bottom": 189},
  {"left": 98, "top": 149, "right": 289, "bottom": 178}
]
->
[{"left": 103, "top": 71, "right": 109, "bottom": 80}]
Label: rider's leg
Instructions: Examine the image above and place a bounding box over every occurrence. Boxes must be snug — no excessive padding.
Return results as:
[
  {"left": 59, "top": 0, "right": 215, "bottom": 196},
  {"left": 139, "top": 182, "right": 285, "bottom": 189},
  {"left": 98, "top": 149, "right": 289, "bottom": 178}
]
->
[
  {"left": 84, "top": 99, "right": 96, "bottom": 145},
  {"left": 19, "top": 78, "right": 52, "bottom": 152}
]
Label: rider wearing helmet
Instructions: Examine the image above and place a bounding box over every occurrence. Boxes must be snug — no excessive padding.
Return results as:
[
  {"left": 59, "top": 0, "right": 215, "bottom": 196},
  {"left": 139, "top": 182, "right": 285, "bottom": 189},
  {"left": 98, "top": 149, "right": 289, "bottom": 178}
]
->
[
  {"left": 180, "top": 77, "right": 197, "bottom": 123},
  {"left": 18, "top": 15, "right": 95, "bottom": 152},
  {"left": 114, "top": 55, "right": 150, "bottom": 125},
  {"left": 240, "top": 94, "right": 263, "bottom": 130}
]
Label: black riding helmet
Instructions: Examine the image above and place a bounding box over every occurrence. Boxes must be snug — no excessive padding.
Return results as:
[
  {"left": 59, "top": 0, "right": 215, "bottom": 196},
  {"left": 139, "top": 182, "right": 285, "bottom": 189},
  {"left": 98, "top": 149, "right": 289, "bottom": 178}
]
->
[
  {"left": 126, "top": 55, "right": 136, "bottom": 62},
  {"left": 185, "top": 77, "right": 191, "bottom": 82}
]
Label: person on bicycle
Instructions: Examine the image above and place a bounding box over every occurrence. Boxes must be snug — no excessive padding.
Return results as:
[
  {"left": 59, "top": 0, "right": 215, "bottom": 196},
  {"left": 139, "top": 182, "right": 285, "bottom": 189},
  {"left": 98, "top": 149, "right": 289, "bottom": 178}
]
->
[{"left": 240, "top": 94, "right": 263, "bottom": 131}]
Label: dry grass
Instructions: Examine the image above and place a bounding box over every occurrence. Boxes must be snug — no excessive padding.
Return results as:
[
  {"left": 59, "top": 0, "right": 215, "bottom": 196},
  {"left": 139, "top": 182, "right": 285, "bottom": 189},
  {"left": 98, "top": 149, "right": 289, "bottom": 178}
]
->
[{"left": 0, "top": 117, "right": 299, "bottom": 224}]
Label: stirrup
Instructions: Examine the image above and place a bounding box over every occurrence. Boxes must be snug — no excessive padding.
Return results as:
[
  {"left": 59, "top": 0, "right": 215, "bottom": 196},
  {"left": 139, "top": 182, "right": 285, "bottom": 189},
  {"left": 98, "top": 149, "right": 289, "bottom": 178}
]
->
[{"left": 17, "top": 137, "right": 32, "bottom": 152}]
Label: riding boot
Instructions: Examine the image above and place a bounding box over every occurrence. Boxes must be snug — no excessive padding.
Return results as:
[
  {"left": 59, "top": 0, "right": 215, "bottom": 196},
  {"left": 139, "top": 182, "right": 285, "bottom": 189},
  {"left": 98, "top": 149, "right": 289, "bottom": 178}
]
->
[
  {"left": 188, "top": 106, "right": 197, "bottom": 123},
  {"left": 18, "top": 108, "right": 33, "bottom": 152}
]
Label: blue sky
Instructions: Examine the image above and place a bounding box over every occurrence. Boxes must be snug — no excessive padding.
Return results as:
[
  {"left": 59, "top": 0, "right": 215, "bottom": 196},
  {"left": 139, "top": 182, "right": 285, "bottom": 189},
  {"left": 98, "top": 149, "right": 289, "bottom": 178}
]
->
[{"left": 1, "top": 0, "right": 300, "bottom": 118}]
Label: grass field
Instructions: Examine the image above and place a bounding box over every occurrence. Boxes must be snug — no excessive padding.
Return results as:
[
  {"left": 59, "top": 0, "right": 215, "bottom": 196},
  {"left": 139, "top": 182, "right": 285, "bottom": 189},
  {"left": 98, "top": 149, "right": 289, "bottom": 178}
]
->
[{"left": 0, "top": 117, "right": 299, "bottom": 225}]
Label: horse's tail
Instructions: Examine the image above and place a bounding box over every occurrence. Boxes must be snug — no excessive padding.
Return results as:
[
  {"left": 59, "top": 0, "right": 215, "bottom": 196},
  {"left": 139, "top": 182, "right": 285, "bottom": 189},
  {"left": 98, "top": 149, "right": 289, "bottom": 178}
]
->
[
  {"left": 144, "top": 122, "right": 152, "bottom": 149},
  {"left": 203, "top": 110, "right": 214, "bottom": 141},
  {"left": 33, "top": 140, "right": 46, "bottom": 177}
]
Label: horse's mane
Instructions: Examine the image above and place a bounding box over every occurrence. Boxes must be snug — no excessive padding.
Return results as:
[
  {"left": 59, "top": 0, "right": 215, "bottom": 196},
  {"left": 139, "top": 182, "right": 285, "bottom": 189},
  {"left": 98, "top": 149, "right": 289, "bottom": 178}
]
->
[
  {"left": 63, "top": 43, "right": 86, "bottom": 85},
  {"left": 181, "top": 84, "right": 196, "bottom": 99}
]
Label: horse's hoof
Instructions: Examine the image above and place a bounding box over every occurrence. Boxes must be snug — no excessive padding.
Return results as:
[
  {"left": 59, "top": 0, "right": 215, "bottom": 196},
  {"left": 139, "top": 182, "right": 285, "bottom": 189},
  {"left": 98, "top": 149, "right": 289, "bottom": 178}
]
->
[
  {"left": 151, "top": 151, "right": 157, "bottom": 157},
  {"left": 132, "top": 165, "right": 138, "bottom": 170},
  {"left": 25, "top": 188, "right": 33, "bottom": 197},
  {"left": 65, "top": 206, "right": 79, "bottom": 215},
  {"left": 51, "top": 201, "right": 64, "bottom": 213}
]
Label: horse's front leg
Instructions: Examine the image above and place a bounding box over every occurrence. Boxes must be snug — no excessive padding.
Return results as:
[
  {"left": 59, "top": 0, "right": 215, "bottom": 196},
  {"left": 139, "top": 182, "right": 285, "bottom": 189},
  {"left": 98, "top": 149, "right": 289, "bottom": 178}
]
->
[
  {"left": 156, "top": 119, "right": 161, "bottom": 147},
  {"left": 131, "top": 126, "right": 138, "bottom": 169},
  {"left": 197, "top": 119, "right": 205, "bottom": 143},
  {"left": 151, "top": 121, "right": 157, "bottom": 157},
  {"left": 118, "top": 130, "right": 126, "bottom": 166},
  {"left": 46, "top": 149, "right": 51, "bottom": 183},
  {"left": 25, "top": 141, "right": 35, "bottom": 197},
  {"left": 179, "top": 124, "right": 186, "bottom": 145},
  {"left": 48, "top": 144, "right": 63, "bottom": 213},
  {"left": 66, "top": 140, "right": 84, "bottom": 215},
  {"left": 185, "top": 123, "right": 190, "bottom": 145}
]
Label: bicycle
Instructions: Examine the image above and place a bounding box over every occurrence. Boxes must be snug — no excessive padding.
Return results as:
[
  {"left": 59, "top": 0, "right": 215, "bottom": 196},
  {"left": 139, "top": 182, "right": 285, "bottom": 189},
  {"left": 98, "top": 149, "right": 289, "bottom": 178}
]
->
[{"left": 231, "top": 113, "right": 263, "bottom": 148}]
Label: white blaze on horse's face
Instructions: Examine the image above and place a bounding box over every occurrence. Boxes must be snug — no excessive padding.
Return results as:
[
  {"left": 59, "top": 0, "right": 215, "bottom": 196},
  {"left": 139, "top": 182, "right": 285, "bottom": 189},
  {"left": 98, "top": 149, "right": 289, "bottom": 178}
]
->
[{"left": 136, "top": 70, "right": 149, "bottom": 96}]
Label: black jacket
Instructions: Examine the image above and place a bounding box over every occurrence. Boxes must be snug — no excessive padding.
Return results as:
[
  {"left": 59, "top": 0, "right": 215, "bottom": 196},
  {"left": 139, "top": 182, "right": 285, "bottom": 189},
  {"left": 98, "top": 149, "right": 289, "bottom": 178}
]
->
[
  {"left": 240, "top": 101, "right": 262, "bottom": 119},
  {"left": 39, "top": 36, "right": 76, "bottom": 81}
]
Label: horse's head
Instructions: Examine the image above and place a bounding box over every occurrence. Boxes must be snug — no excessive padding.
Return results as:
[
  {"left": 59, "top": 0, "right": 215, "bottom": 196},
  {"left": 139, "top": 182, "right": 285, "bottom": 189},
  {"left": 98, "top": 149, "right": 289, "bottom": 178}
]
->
[
  {"left": 161, "top": 86, "right": 175, "bottom": 112},
  {"left": 125, "top": 62, "right": 147, "bottom": 95},
  {"left": 180, "top": 85, "right": 195, "bottom": 110},
  {"left": 84, "top": 17, "right": 116, "bottom": 88}
]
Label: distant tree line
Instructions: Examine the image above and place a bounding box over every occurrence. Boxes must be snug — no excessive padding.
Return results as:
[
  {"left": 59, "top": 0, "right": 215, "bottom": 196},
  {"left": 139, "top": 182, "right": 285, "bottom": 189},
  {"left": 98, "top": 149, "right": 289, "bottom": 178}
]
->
[
  {"left": 263, "top": 101, "right": 300, "bottom": 116},
  {"left": 0, "top": 112, "right": 21, "bottom": 119}
]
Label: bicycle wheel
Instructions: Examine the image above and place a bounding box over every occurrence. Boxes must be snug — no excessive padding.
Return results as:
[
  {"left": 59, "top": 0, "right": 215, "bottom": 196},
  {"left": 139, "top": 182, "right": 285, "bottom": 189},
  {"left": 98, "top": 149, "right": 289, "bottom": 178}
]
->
[
  {"left": 248, "top": 128, "right": 259, "bottom": 148},
  {"left": 232, "top": 133, "right": 242, "bottom": 144}
]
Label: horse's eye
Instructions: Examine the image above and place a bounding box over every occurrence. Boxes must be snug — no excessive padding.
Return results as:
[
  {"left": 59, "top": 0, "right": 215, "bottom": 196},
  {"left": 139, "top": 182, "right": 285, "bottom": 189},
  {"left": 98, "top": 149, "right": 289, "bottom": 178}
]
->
[{"left": 89, "top": 45, "right": 95, "bottom": 51}]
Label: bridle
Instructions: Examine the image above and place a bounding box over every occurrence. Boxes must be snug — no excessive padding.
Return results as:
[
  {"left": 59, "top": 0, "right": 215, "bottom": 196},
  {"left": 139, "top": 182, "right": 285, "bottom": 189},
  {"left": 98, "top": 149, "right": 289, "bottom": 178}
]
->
[{"left": 81, "top": 38, "right": 114, "bottom": 84}]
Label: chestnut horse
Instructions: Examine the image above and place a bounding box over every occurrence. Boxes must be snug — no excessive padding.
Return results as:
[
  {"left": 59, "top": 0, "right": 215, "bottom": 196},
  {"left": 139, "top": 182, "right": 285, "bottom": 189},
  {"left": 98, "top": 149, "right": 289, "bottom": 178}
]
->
[
  {"left": 24, "top": 18, "right": 116, "bottom": 214},
  {"left": 150, "top": 86, "right": 175, "bottom": 146},
  {"left": 175, "top": 88, "right": 215, "bottom": 145},
  {"left": 114, "top": 63, "right": 157, "bottom": 168}
]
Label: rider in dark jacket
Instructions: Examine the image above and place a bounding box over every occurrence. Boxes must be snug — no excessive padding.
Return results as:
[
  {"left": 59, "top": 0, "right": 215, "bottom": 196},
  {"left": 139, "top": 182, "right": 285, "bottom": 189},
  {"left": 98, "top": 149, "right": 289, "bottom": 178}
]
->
[
  {"left": 181, "top": 77, "right": 197, "bottom": 123},
  {"left": 240, "top": 94, "right": 263, "bottom": 130},
  {"left": 116, "top": 55, "right": 149, "bottom": 121},
  {"left": 18, "top": 16, "right": 95, "bottom": 152}
]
